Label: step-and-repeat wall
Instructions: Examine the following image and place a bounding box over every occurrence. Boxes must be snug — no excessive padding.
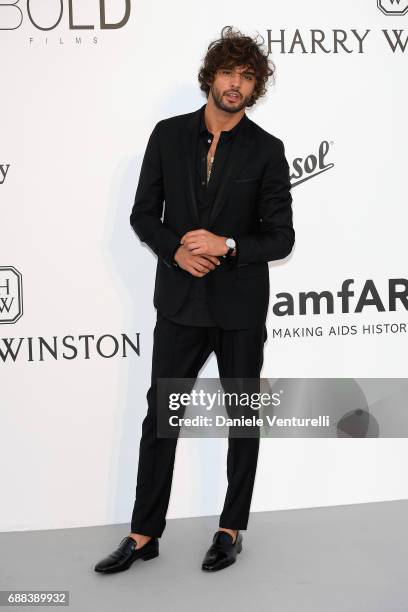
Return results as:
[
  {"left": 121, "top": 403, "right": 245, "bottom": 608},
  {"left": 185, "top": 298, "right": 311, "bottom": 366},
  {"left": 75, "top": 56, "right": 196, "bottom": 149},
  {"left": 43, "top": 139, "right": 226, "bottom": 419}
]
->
[{"left": 1, "top": 1, "right": 407, "bottom": 531}]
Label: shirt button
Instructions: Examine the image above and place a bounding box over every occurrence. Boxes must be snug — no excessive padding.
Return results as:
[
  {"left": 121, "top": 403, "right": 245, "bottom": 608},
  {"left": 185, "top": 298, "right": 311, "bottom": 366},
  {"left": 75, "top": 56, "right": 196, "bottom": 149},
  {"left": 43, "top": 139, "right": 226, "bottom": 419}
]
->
[
  {"left": 207, "top": 138, "right": 211, "bottom": 143},
  {"left": 201, "top": 181, "right": 205, "bottom": 186}
]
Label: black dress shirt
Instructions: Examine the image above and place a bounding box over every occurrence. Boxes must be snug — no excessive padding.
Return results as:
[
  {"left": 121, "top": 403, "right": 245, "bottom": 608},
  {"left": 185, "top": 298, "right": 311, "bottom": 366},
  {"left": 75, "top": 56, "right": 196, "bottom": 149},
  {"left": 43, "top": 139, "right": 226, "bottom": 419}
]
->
[{"left": 160, "top": 105, "right": 246, "bottom": 327}]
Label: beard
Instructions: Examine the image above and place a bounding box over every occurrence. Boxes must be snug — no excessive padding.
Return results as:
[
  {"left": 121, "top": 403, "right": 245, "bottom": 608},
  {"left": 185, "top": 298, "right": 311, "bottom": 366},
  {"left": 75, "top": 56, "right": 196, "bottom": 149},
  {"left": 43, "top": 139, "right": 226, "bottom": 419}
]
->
[{"left": 210, "top": 83, "right": 252, "bottom": 114}]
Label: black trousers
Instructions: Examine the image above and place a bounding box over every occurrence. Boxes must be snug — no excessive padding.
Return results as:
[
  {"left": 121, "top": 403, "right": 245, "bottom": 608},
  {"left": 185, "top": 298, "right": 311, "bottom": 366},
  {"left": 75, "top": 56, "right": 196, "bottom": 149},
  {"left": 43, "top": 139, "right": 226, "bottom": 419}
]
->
[{"left": 130, "top": 311, "right": 267, "bottom": 538}]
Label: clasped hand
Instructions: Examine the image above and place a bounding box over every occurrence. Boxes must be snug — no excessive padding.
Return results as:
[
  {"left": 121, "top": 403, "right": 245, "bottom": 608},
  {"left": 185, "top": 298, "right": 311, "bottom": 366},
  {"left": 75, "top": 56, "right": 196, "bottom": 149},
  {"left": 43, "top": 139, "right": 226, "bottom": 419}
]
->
[{"left": 174, "top": 229, "right": 228, "bottom": 278}]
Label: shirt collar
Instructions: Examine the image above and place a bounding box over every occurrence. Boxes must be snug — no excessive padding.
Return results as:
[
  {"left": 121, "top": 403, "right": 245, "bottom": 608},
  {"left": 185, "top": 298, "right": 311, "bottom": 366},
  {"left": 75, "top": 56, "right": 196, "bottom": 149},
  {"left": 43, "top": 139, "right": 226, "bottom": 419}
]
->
[{"left": 199, "top": 104, "right": 246, "bottom": 141}]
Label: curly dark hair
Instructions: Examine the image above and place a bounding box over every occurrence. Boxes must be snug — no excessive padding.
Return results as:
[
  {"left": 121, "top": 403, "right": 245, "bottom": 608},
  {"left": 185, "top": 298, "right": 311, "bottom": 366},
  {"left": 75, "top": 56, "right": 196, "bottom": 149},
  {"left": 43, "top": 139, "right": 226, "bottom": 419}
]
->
[{"left": 198, "top": 26, "right": 275, "bottom": 108}]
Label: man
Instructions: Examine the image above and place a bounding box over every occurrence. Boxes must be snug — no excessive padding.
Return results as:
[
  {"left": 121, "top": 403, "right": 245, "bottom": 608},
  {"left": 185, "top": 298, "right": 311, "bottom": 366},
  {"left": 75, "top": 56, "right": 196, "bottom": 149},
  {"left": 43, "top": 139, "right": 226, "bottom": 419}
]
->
[{"left": 94, "top": 25, "right": 294, "bottom": 574}]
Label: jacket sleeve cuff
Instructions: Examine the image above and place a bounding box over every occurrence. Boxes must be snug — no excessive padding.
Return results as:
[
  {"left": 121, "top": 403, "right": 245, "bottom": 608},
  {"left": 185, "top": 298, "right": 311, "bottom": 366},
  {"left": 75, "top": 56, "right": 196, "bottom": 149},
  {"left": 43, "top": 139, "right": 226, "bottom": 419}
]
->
[
  {"left": 153, "top": 225, "right": 181, "bottom": 268},
  {"left": 172, "top": 243, "right": 181, "bottom": 267}
]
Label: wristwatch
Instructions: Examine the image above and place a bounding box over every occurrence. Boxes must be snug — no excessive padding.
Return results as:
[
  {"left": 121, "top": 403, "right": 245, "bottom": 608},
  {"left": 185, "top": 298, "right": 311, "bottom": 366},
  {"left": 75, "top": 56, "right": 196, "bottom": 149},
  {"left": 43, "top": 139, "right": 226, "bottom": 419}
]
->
[{"left": 223, "top": 237, "right": 236, "bottom": 258}]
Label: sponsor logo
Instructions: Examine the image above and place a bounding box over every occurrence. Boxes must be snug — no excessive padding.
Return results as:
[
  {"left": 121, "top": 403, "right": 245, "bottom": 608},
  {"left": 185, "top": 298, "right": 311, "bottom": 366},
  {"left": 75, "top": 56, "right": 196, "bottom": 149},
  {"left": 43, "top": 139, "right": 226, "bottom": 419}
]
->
[
  {"left": 0, "top": 0, "right": 131, "bottom": 31},
  {"left": 271, "top": 278, "right": 408, "bottom": 316},
  {"left": 0, "top": 266, "right": 23, "bottom": 324},
  {"left": 290, "top": 141, "right": 334, "bottom": 188},
  {"left": 0, "top": 332, "right": 141, "bottom": 362},
  {"left": 378, "top": 0, "right": 408, "bottom": 16},
  {"left": 0, "top": 164, "right": 10, "bottom": 184},
  {"left": 270, "top": 278, "right": 408, "bottom": 341},
  {"left": 265, "top": 29, "right": 408, "bottom": 53},
  {"left": 0, "top": 267, "right": 140, "bottom": 362}
]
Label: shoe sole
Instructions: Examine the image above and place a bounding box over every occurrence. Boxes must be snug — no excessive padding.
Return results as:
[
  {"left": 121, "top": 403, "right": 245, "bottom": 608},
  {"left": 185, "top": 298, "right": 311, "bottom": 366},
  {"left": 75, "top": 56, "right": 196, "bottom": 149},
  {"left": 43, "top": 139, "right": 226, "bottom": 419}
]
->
[{"left": 94, "top": 550, "right": 159, "bottom": 574}]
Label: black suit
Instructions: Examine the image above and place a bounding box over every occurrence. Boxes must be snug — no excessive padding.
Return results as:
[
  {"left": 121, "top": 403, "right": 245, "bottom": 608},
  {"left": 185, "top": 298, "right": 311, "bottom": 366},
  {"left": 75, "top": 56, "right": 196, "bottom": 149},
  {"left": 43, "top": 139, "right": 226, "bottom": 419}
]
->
[
  {"left": 163, "top": 104, "right": 245, "bottom": 326},
  {"left": 130, "top": 104, "right": 294, "bottom": 330},
  {"left": 129, "top": 104, "right": 294, "bottom": 538}
]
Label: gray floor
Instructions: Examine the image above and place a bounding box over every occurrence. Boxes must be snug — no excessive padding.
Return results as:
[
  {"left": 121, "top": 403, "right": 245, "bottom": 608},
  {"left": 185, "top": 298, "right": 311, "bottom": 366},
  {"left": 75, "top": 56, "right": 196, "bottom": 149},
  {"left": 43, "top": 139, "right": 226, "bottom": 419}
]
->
[{"left": 1, "top": 500, "right": 407, "bottom": 612}]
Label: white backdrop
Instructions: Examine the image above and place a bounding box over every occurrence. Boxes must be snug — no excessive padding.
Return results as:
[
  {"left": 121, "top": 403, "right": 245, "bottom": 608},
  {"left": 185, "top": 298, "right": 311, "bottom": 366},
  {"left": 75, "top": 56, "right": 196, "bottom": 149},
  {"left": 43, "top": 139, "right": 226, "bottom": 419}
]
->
[{"left": 1, "top": 0, "right": 407, "bottom": 531}]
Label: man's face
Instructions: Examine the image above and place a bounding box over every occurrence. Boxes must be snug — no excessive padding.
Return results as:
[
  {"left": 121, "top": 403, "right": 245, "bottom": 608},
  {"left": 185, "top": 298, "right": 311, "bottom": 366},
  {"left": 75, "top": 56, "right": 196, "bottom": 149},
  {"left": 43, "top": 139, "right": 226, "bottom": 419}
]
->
[{"left": 209, "top": 65, "right": 256, "bottom": 113}]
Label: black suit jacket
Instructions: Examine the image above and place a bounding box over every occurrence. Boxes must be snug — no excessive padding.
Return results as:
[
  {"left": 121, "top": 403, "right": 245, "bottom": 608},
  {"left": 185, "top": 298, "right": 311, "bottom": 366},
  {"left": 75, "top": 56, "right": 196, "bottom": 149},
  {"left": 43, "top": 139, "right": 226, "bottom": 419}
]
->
[{"left": 130, "top": 104, "right": 295, "bottom": 330}]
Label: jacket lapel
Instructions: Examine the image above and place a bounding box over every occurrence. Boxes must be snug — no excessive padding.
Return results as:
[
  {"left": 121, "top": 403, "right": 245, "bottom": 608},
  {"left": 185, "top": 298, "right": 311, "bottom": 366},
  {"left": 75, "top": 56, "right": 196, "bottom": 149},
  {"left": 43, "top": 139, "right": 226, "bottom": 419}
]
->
[{"left": 183, "top": 106, "right": 202, "bottom": 227}]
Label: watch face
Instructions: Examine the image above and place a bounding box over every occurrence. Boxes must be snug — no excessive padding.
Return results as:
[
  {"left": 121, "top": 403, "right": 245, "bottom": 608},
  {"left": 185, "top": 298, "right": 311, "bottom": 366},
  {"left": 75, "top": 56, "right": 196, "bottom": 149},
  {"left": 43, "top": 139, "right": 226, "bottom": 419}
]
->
[{"left": 226, "top": 238, "right": 236, "bottom": 249}]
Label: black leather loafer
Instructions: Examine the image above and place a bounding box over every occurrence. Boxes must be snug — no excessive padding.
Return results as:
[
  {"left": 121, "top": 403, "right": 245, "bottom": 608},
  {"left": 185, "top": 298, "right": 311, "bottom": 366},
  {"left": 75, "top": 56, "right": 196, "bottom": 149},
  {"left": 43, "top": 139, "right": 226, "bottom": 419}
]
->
[
  {"left": 201, "top": 530, "right": 243, "bottom": 572},
  {"left": 94, "top": 536, "right": 159, "bottom": 574}
]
